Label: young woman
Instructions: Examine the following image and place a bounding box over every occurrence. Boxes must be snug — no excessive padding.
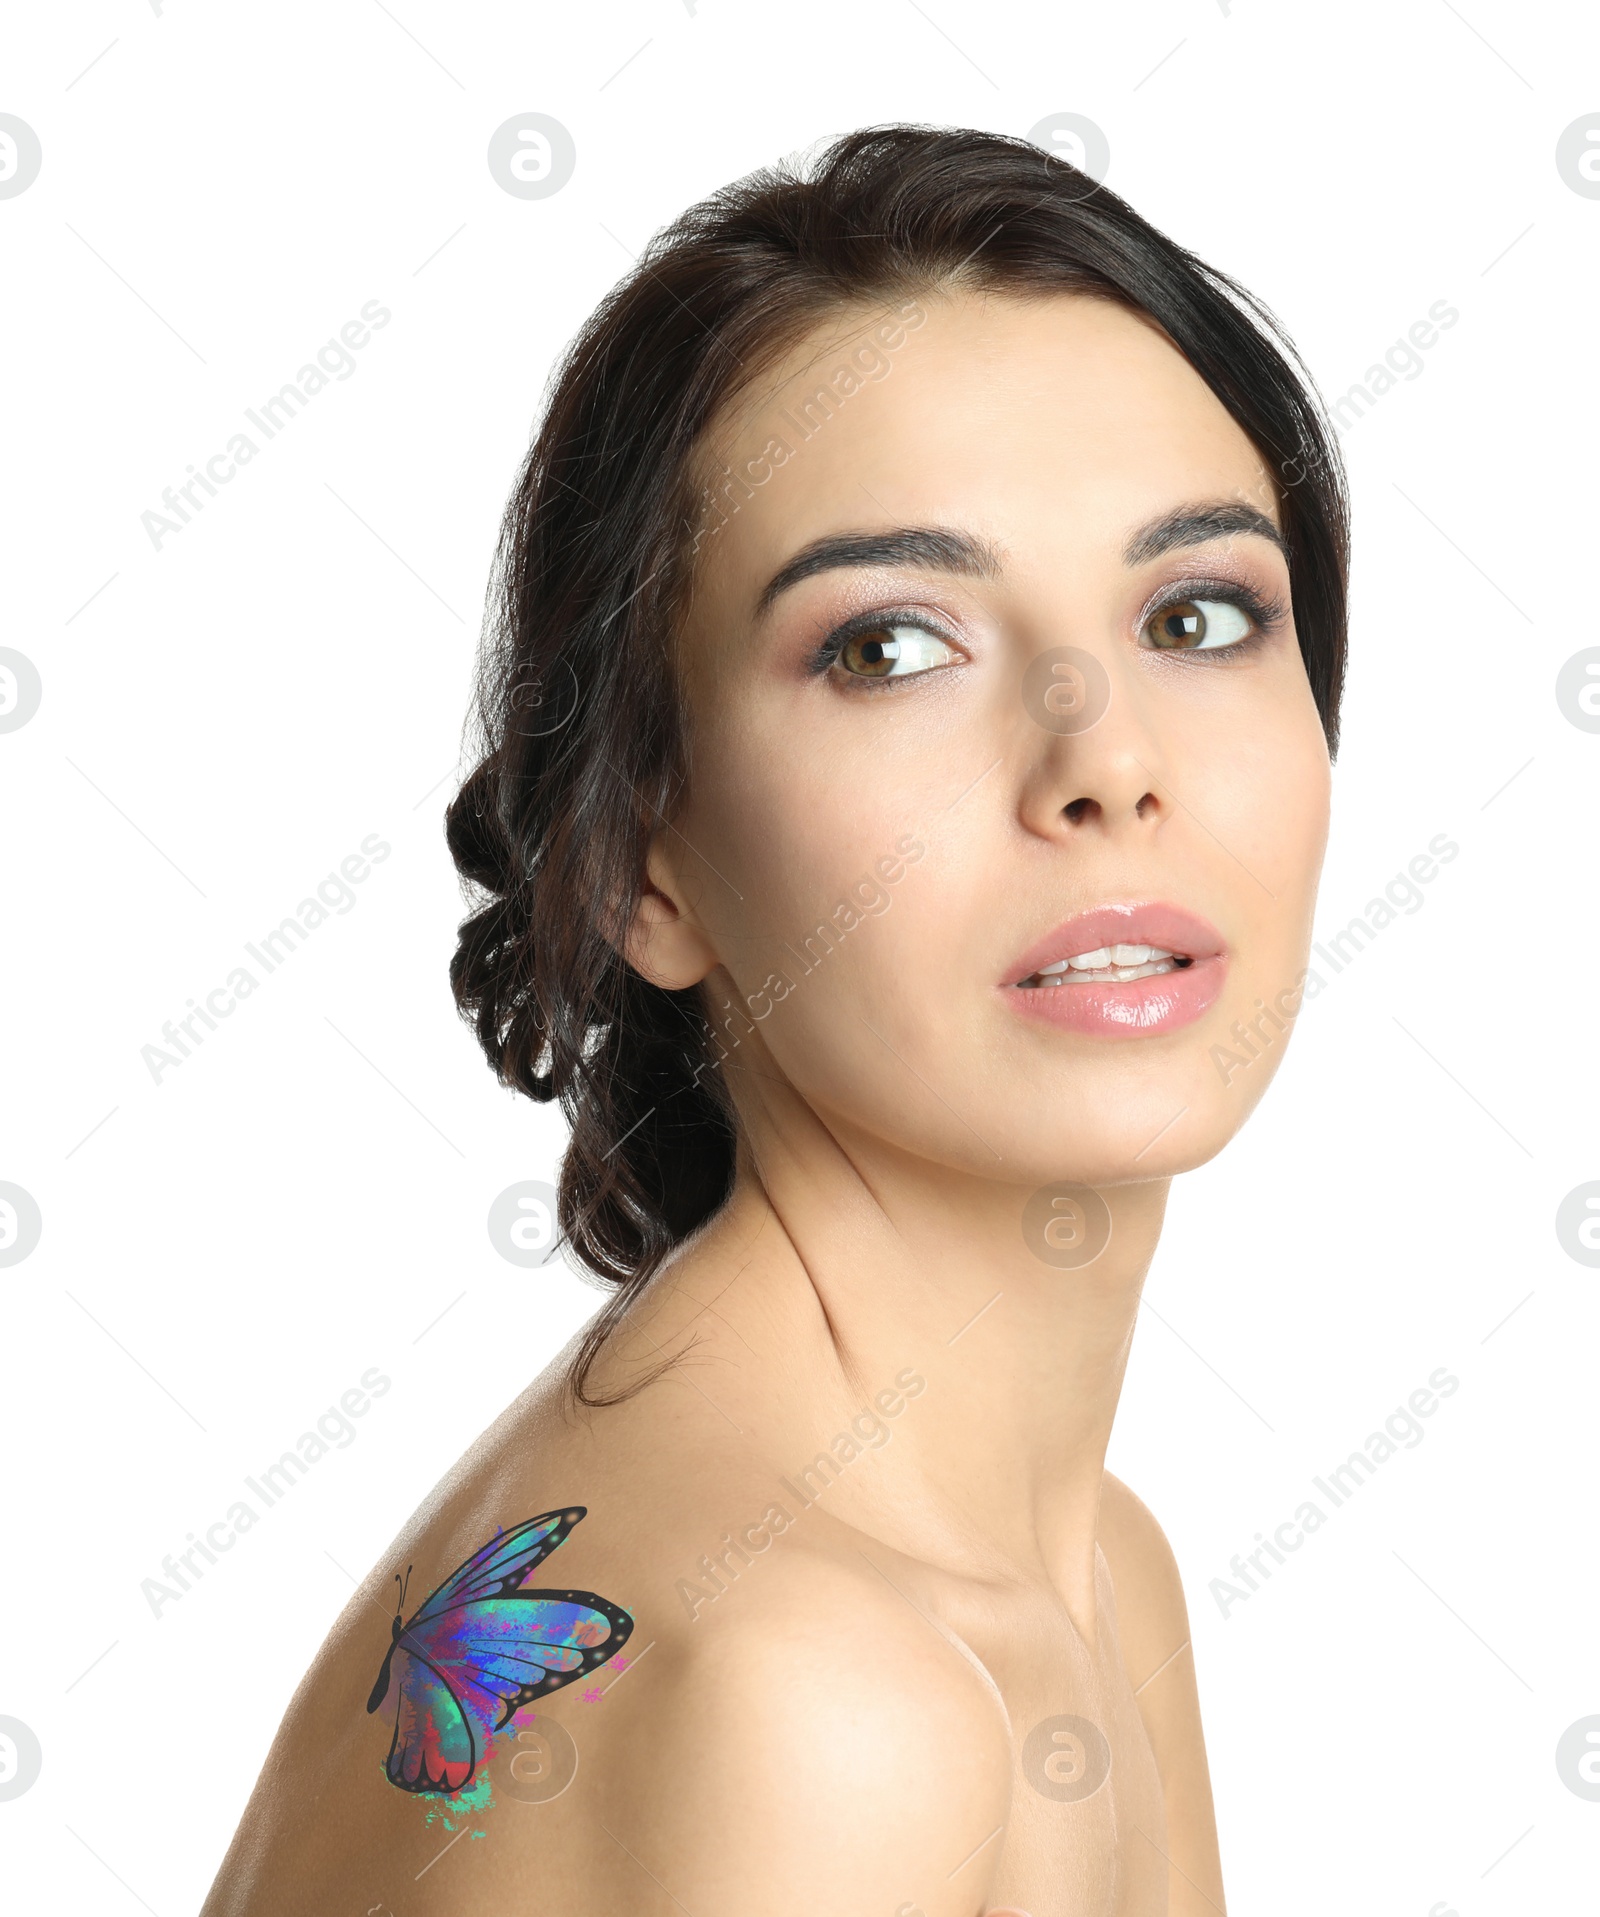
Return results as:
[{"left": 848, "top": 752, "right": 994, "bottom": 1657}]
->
[{"left": 203, "top": 125, "right": 1346, "bottom": 1915}]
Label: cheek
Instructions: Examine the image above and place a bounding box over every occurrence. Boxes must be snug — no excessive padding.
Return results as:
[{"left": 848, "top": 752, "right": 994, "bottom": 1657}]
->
[
  {"left": 1167, "top": 637, "right": 1328, "bottom": 833},
  {"left": 1197, "top": 702, "right": 1331, "bottom": 989},
  {"left": 1217, "top": 731, "right": 1329, "bottom": 887},
  {"left": 678, "top": 721, "right": 957, "bottom": 1105},
  {"left": 729, "top": 883, "right": 958, "bottom": 1138},
  {"left": 680, "top": 689, "right": 929, "bottom": 955}
]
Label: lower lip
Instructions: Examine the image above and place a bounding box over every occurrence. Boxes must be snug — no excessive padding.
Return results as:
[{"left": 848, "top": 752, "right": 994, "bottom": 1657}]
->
[{"left": 1003, "top": 955, "right": 1227, "bottom": 1037}]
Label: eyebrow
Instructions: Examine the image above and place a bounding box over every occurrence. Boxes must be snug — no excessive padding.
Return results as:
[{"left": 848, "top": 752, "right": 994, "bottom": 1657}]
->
[
  {"left": 754, "top": 527, "right": 1001, "bottom": 618},
  {"left": 1121, "top": 501, "right": 1287, "bottom": 567},
  {"left": 754, "top": 499, "right": 1286, "bottom": 617}
]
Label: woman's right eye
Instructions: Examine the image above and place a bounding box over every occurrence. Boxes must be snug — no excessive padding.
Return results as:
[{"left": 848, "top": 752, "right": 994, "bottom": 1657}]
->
[{"left": 834, "top": 622, "right": 959, "bottom": 681}]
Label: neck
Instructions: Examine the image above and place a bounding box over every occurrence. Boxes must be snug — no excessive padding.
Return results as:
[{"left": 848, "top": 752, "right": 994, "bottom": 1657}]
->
[{"left": 617, "top": 1066, "right": 1171, "bottom": 1625}]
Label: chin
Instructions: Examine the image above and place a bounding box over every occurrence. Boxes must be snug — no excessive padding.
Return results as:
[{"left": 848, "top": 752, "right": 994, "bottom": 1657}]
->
[{"left": 1003, "top": 1093, "right": 1251, "bottom": 1190}]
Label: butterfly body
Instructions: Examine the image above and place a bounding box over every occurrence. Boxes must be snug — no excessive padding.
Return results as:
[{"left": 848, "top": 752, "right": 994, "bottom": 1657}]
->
[{"left": 366, "top": 1506, "right": 632, "bottom": 1794}]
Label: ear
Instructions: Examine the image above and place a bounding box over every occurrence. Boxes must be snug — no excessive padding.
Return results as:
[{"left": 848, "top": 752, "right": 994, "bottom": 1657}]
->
[{"left": 622, "top": 831, "right": 721, "bottom": 990}]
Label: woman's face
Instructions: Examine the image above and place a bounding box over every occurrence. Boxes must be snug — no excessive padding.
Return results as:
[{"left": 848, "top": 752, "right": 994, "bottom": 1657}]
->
[{"left": 644, "top": 288, "right": 1331, "bottom": 1189}]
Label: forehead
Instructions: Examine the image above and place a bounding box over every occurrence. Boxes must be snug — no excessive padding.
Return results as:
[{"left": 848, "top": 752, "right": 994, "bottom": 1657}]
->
[{"left": 686, "top": 289, "right": 1279, "bottom": 608}]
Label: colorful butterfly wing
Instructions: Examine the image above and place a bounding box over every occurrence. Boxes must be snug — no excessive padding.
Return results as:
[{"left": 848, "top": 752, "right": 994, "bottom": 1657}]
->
[
  {"left": 403, "top": 1590, "right": 634, "bottom": 1732},
  {"left": 373, "top": 1508, "right": 633, "bottom": 1793},
  {"left": 412, "top": 1508, "right": 583, "bottom": 1619},
  {"left": 382, "top": 1642, "right": 482, "bottom": 1794}
]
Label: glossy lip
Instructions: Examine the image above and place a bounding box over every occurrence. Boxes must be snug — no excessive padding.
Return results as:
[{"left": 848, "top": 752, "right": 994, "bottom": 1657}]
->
[{"left": 1001, "top": 900, "right": 1228, "bottom": 1039}]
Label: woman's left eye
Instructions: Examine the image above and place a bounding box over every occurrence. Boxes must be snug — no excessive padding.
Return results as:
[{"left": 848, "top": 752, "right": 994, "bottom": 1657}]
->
[
  {"left": 1141, "top": 596, "right": 1256, "bottom": 652},
  {"left": 834, "top": 623, "right": 959, "bottom": 679}
]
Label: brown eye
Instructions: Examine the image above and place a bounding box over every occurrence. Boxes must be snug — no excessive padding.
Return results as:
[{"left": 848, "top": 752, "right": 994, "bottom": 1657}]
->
[
  {"left": 836, "top": 623, "right": 958, "bottom": 679},
  {"left": 1142, "top": 597, "right": 1254, "bottom": 652}
]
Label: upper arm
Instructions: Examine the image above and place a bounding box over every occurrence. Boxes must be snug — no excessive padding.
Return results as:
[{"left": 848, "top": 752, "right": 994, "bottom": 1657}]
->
[
  {"left": 1098, "top": 1471, "right": 1226, "bottom": 1913},
  {"left": 597, "top": 1575, "right": 1013, "bottom": 1916}
]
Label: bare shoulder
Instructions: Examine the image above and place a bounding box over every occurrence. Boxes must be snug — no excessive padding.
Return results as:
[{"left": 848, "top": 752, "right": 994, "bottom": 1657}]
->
[
  {"left": 201, "top": 1365, "right": 1012, "bottom": 1916},
  {"left": 1097, "top": 1469, "right": 1191, "bottom": 1661},
  {"left": 597, "top": 1539, "right": 1015, "bottom": 1915},
  {"left": 1097, "top": 1470, "right": 1226, "bottom": 1913},
  {"left": 197, "top": 1369, "right": 663, "bottom": 1915}
]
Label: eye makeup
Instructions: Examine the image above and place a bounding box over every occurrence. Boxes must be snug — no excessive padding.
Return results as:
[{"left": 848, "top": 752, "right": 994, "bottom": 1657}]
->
[
  {"left": 802, "top": 565, "right": 1290, "bottom": 690},
  {"left": 1135, "top": 572, "right": 1290, "bottom": 660},
  {"left": 806, "top": 605, "right": 969, "bottom": 685}
]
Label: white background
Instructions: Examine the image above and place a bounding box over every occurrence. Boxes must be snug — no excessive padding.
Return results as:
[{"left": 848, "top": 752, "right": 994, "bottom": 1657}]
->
[{"left": 3, "top": 2, "right": 1596, "bottom": 1912}]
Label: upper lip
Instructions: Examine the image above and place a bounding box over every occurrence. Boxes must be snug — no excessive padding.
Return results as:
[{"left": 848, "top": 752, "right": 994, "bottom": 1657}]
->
[{"left": 1004, "top": 901, "right": 1226, "bottom": 985}]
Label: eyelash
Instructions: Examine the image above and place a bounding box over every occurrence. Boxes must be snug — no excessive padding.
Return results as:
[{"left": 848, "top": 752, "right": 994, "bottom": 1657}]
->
[
  {"left": 808, "top": 576, "right": 1290, "bottom": 686},
  {"left": 1141, "top": 575, "right": 1291, "bottom": 662},
  {"left": 806, "top": 606, "right": 960, "bottom": 684}
]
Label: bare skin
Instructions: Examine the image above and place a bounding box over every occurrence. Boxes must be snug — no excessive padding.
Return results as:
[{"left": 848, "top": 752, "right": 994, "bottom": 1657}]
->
[{"left": 202, "top": 289, "right": 1330, "bottom": 1916}]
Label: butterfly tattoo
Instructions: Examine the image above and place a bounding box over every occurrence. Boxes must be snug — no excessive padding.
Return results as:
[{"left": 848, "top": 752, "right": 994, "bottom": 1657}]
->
[{"left": 366, "top": 1506, "right": 633, "bottom": 1794}]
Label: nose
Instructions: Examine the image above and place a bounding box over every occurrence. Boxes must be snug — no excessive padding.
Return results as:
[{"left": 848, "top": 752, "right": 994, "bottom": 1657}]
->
[{"left": 1015, "top": 646, "right": 1169, "bottom": 843}]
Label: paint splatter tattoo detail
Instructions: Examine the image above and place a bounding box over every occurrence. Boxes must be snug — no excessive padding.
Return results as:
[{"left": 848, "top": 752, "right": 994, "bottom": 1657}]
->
[{"left": 366, "top": 1507, "right": 632, "bottom": 1794}]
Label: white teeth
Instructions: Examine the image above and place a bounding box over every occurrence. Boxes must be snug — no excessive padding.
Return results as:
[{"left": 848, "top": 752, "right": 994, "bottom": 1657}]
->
[
  {"left": 1016, "top": 940, "right": 1192, "bottom": 989},
  {"left": 1066, "top": 943, "right": 1175, "bottom": 970},
  {"left": 1019, "top": 949, "right": 1183, "bottom": 989}
]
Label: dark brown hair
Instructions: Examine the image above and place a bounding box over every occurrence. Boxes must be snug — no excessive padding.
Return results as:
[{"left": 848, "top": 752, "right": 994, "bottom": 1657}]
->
[{"left": 445, "top": 125, "right": 1350, "bottom": 1401}]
